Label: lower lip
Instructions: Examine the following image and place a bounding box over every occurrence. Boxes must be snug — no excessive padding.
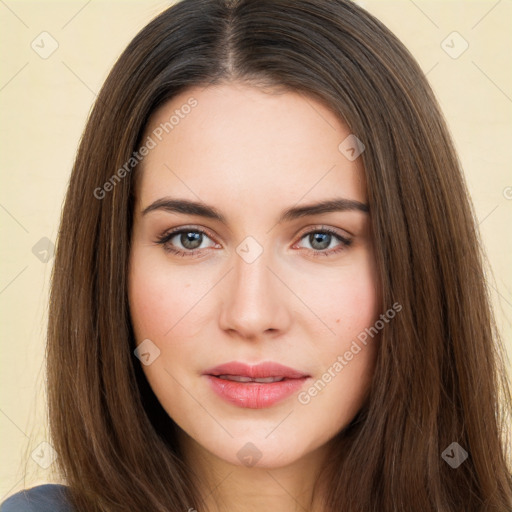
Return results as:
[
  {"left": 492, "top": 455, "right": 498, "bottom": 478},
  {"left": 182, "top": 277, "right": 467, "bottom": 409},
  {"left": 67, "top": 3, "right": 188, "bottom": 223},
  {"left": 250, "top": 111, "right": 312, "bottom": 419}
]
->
[{"left": 205, "top": 375, "right": 310, "bottom": 409}]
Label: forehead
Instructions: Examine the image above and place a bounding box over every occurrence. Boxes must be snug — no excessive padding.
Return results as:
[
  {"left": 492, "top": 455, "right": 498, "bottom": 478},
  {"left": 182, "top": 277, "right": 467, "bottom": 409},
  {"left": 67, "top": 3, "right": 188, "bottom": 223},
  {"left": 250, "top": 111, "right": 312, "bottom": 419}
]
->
[{"left": 137, "top": 82, "right": 366, "bottom": 210}]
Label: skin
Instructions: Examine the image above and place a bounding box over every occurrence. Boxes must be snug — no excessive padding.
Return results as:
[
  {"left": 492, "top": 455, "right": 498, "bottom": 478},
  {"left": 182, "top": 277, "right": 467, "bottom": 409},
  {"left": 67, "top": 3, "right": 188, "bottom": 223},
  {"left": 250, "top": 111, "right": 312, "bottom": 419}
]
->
[{"left": 128, "top": 82, "right": 381, "bottom": 512}]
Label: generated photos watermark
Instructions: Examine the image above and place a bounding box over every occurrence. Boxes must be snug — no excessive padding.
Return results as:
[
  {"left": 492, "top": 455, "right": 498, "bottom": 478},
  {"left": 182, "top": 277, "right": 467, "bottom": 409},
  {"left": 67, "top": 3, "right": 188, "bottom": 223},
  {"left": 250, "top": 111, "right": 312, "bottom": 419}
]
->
[
  {"left": 93, "top": 97, "right": 198, "bottom": 200},
  {"left": 298, "top": 301, "right": 402, "bottom": 405}
]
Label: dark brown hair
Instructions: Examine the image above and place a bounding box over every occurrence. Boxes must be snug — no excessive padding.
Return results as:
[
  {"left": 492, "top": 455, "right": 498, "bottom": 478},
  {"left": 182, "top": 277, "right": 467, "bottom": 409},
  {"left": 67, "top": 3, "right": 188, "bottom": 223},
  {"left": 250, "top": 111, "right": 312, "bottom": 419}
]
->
[{"left": 46, "top": 0, "right": 512, "bottom": 510}]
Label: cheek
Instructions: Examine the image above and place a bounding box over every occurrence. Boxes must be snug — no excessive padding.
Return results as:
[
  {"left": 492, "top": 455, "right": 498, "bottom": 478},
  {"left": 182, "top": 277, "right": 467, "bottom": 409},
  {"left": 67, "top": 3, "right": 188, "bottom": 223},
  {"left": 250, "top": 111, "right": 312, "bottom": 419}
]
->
[
  {"left": 302, "top": 254, "right": 380, "bottom": 412},
  {"left": 128, "top": 250, "right": 203, "bottom": 341},
  {"left": 315, "top": 256, "right": 380, "bottom": 350},
  {"left": 330, "top": 280, "right": 379, "bottom": 382},
  {"left": 128, "top": 250, "right": 207, "bottom": 416},
  {"left": 335, "top": 272, "right": 379, "bottom": 341}
]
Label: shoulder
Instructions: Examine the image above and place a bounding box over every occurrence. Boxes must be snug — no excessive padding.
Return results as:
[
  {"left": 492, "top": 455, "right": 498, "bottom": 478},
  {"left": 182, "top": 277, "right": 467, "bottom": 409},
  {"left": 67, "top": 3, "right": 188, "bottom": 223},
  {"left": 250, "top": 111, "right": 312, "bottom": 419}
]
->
[{"left": 0, "top": 484, "right": 74, "bottom": 512}]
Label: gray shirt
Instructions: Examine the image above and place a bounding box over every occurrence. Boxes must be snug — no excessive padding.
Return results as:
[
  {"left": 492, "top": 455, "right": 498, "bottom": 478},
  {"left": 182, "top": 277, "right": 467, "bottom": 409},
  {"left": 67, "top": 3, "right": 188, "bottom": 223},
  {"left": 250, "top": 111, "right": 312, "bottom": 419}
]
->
[{"left": 0, "top": 484, "right": 74, "bottom": 512}]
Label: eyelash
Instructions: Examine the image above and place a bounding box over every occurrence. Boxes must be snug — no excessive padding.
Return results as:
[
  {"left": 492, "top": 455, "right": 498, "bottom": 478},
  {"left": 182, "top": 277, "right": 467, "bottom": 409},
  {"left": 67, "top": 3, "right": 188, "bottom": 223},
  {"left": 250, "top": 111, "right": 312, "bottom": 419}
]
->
[{"left": 154, "top": 225, "right": 352, "bottom": 258}]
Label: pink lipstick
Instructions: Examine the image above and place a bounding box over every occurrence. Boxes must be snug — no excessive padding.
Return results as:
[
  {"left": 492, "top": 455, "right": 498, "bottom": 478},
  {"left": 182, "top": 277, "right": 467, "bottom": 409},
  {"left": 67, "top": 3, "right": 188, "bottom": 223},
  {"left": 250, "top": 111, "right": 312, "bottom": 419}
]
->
[{"left": 203, "top": 361, "right": 310, "bottom": 409}]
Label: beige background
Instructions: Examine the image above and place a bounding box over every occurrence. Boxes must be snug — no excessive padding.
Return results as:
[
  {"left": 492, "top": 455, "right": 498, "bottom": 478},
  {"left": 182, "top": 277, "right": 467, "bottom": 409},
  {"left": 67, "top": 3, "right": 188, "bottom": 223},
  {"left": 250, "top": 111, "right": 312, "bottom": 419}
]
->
[{"left": 1, "top": 0, "right": 511, "bottom": 500}]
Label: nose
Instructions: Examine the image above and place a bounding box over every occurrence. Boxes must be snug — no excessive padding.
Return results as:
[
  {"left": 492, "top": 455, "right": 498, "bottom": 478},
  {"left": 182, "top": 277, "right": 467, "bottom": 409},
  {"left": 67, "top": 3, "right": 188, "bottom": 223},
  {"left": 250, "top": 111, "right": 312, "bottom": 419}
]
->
[{"left": 218, "top": 244, "right": 292, "bottom": 340}]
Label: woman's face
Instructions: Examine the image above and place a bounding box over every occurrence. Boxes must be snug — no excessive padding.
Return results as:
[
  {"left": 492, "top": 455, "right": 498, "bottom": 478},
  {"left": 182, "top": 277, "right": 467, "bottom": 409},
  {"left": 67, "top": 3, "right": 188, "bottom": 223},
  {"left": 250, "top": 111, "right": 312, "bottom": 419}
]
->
[{"left": 128, "top": 82, "right": 380, "bottom": 469}]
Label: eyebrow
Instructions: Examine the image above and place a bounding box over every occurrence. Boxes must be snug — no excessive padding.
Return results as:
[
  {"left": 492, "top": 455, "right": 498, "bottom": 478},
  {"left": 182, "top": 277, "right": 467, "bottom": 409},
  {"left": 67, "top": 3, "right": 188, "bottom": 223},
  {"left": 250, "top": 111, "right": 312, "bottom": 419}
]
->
[{"left": 141, "top": 197, "right": 369, "bottom": 223}]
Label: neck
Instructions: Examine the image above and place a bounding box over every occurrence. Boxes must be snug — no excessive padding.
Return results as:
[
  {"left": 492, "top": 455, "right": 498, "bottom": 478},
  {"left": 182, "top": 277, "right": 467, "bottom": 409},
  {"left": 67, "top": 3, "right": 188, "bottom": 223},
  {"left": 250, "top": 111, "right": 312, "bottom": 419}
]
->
[{"left": 178, "top": 431, "right": 333, "bottom": 512}]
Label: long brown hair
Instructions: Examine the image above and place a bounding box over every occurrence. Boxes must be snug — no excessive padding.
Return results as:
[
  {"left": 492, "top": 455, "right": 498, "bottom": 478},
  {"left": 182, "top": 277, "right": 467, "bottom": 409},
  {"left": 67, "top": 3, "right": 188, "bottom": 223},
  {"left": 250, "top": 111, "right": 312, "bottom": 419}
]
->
[{"left": 46, "top": 0, "right": 512, "bottom": 510}]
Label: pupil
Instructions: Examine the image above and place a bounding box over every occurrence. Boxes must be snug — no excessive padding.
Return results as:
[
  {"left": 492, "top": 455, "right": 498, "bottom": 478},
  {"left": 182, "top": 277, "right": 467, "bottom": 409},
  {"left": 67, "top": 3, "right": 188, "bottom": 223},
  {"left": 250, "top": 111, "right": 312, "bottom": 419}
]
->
[
  {"left": 310, "top": 233, "right": 330, "bottom": 250},
  {"left": 182, "top": 232, "right": 201, "bottom": 249}
]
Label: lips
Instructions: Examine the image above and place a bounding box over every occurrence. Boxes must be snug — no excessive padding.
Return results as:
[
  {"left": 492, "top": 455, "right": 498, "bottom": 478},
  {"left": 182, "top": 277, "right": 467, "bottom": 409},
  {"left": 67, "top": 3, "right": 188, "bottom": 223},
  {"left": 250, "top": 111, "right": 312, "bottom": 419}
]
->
[
  {"left": 203, "top": 361, "right": 309, "bottom": 380},
  {"left": 203, "top": 361, "right": 311, "bottom": 409}
]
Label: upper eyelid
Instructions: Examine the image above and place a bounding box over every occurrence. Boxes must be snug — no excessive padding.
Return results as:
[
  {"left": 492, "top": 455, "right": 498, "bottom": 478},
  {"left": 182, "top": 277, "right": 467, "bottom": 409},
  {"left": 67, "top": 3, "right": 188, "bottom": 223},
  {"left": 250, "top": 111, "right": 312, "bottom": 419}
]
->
[{"left": 159, "top": 225, "right": 217, "bottom": 243}]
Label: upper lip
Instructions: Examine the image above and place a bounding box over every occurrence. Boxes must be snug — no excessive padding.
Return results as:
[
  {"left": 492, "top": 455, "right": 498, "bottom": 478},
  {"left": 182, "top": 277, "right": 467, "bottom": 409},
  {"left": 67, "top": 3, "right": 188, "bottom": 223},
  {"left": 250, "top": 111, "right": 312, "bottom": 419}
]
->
[{"left": 203, "top": 361, "right": 309, "bottom": 379}]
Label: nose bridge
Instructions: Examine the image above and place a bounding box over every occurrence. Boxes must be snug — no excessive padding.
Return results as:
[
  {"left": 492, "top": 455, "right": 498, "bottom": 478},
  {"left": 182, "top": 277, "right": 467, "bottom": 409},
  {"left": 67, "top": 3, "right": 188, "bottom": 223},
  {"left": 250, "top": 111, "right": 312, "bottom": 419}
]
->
[{"left": 219, "top": 237, "right": 290, "bottom": 337}]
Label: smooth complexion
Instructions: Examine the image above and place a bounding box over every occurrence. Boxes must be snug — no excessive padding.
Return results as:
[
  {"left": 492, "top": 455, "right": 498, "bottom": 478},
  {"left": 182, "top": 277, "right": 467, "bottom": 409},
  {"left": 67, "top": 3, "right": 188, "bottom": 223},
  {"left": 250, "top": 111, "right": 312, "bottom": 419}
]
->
[{"left": 128, "top": 82, "right": 381, "bottom": 512}]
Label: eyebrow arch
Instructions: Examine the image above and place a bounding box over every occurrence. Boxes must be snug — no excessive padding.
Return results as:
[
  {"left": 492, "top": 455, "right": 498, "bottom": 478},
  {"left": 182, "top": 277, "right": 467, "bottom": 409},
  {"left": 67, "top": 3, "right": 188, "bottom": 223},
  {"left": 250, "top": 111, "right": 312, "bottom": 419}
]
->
[{"left": 141, "top": 197, "right": 369, "bottom": 223}]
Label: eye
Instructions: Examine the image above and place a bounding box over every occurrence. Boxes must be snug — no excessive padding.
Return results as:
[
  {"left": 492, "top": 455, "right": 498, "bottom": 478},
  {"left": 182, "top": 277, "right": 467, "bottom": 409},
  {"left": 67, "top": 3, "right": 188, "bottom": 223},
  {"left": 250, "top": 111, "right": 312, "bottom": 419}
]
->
[
  {"left": 155, "top": 225, "right": 352, "bottom": 258},
  {"left": 294, "top": 227, "right": 352, "bottom": 257},
  {"left": 155, "top": 227, "right": 218, "bottom": 257}
]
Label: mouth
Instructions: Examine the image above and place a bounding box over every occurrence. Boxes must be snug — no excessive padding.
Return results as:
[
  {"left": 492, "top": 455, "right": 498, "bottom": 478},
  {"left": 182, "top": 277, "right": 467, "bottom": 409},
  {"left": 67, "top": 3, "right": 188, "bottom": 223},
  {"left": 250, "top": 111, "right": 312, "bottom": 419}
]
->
[
  {"left": 211, "top": 375, "right": 289, "bottom": 383},
  {"left": 203, "top": 361, "right": 311, "bottom": 409}
]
